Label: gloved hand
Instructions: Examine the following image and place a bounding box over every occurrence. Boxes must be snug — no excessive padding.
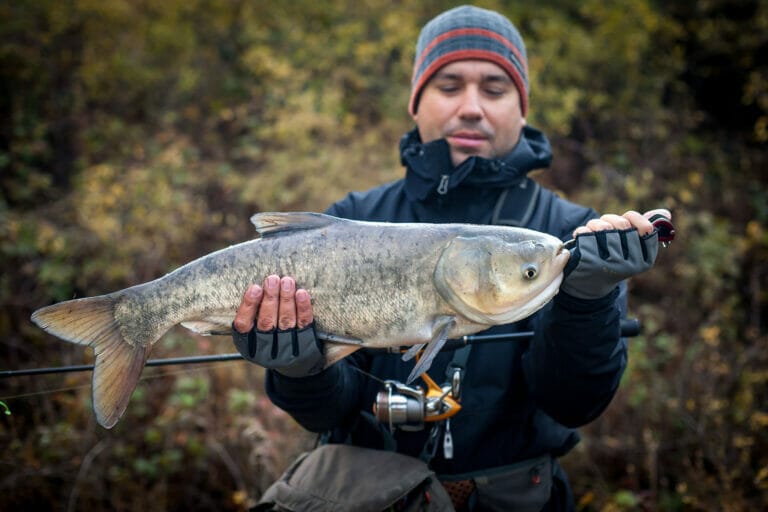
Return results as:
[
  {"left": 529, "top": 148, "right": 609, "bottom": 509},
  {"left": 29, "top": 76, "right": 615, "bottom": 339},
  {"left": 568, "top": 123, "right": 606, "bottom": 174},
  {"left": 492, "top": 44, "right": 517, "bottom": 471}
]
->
[
  {"left": 232, "top": 322, "right": 325, "bottom": 378},
  {"left": 232, "top": 275, "right": 324, "bottom": 378},
  {"left": 560, "top": 210, "right": 666, "bottom": 300}
]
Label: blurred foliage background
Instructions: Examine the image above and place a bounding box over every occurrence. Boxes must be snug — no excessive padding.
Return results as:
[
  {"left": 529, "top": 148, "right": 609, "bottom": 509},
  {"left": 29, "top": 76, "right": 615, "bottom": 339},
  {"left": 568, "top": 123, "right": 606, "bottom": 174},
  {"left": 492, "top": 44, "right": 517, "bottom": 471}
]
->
[{"left": 1, "top": 0, "right": 766, "bottom": 510}]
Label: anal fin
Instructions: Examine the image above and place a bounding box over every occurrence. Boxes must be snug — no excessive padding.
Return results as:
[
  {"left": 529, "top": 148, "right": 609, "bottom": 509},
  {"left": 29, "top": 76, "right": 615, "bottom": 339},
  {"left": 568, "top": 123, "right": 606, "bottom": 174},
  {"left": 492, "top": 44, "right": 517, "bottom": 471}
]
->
[
  {"left": 401, "top": 343, "right": 426, "bottom": 362},
  {"left": 323, "top": 343, "right": 361, "bottom": 366}
]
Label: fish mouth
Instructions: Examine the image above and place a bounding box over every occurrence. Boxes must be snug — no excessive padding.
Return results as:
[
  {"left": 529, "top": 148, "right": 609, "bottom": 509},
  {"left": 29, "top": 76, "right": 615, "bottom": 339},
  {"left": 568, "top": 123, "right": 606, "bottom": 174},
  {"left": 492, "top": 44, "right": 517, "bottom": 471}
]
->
[{"left": 555, "top": 243, "right": 571, "bottom": 269}]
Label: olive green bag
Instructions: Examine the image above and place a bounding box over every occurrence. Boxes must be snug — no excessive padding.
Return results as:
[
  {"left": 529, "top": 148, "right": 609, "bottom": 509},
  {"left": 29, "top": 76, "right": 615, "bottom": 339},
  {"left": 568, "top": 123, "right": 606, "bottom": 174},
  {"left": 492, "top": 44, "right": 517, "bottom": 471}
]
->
[{"left": 253, "top": 444, "right": 454, "bottom": 512}]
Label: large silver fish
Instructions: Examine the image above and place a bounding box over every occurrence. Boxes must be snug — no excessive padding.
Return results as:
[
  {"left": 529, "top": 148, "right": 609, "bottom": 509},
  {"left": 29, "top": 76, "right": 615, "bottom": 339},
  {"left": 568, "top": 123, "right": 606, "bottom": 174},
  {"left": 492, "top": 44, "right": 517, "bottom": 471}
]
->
[{"left": 31, "top": 212, "right": 570, "bottom": 428}]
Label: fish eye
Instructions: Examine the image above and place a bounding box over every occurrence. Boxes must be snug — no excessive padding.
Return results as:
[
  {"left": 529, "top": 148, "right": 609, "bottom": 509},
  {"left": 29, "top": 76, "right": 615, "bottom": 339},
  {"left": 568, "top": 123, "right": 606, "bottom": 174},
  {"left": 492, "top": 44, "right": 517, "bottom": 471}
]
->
[{"left": 521, "top": 263, "right": 539, "bottom": 280}]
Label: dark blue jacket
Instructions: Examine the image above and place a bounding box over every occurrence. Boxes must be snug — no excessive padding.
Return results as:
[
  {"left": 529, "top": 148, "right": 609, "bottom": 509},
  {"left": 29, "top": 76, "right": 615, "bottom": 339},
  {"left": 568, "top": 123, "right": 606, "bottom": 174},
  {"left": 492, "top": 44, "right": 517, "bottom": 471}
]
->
[{"left": 265, "top": 127, "right": 627, "bottom": 509}]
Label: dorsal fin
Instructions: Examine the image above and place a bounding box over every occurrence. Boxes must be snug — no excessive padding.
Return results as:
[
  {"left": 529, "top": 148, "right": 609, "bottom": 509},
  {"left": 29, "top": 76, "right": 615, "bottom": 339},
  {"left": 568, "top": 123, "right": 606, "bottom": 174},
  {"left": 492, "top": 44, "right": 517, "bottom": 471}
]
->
[{"left": 250, "top": 212, "right": 343, "bottom": 238}]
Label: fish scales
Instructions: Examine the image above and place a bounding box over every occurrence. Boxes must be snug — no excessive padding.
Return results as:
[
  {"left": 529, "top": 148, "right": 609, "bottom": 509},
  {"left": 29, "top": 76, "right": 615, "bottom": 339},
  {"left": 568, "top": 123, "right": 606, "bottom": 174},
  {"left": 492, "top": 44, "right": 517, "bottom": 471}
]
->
[
  {"left": 99, "top": 224, "right": 428, "bottom": 349},
  {"left": 31, "top": 212, "right": 569, "bottom": 427}
]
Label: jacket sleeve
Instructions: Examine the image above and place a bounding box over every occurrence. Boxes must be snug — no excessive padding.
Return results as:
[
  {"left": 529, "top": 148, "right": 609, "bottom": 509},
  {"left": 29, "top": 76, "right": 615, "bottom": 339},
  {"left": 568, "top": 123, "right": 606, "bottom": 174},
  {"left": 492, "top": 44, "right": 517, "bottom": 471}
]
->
[
  {"left": 324, "top": 197, "right": 350, "bottom": 218},
  {"left": 265, "top": 352, "right": 370, "bottom": 432},
  {"left": 522, "top": 284, "right": 628, "bottom": 428}
]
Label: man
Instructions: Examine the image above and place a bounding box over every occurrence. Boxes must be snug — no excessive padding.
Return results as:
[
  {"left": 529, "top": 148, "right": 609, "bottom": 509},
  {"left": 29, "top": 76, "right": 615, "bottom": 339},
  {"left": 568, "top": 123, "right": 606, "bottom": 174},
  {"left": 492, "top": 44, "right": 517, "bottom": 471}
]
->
[{"left": 233, "top": 6, "right": 667, "bottom": 511}]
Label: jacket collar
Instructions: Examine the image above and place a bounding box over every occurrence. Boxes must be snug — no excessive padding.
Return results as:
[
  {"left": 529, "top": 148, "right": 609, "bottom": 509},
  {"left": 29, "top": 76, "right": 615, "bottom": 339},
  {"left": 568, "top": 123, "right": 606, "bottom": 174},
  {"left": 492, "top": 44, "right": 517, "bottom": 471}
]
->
[{"left": 400, "top": 125, "right": 553, "bottom": 202}]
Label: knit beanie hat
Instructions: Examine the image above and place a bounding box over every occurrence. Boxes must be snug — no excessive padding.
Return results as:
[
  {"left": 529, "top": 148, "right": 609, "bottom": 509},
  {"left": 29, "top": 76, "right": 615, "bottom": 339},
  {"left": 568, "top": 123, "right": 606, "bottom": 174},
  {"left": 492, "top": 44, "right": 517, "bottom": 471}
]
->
[{"left": 409, "top": 5, "right": 529, "bottom": 116}]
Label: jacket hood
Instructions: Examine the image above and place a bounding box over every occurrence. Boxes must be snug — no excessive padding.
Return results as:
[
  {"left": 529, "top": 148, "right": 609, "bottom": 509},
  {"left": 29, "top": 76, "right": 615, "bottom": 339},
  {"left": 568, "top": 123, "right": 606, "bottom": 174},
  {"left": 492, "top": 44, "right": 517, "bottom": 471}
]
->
[{"left": 400, "top": 125, "right": 553, "bottom": 202}]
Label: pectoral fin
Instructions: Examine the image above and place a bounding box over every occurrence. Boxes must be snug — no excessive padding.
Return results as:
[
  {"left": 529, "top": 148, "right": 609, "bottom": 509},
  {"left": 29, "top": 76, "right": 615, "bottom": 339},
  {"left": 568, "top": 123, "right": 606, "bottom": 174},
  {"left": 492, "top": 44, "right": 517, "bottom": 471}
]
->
[{"left": 405, "top": 316, "right": 455, "bottom": 384}]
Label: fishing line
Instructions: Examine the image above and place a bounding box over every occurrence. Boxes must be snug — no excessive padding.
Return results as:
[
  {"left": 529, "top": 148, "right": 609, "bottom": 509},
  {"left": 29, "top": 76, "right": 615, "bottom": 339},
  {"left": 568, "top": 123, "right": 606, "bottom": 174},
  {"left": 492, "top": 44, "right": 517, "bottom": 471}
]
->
[
  {"left": 1, "top": 383, "right": 91, "bottom": 401},
  {"left": 349, "top": 364, "right": 389, "bottom": 385},
  {"left": 0, "top": 361, "right": 242, "bottom": 403}
]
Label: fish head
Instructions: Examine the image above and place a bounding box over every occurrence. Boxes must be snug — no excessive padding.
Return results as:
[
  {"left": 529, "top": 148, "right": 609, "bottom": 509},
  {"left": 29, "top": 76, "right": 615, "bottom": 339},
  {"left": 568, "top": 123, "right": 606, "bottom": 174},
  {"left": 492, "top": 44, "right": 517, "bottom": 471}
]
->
[{"left": 434, "top": 233, "right": 570, "bottom": 325}]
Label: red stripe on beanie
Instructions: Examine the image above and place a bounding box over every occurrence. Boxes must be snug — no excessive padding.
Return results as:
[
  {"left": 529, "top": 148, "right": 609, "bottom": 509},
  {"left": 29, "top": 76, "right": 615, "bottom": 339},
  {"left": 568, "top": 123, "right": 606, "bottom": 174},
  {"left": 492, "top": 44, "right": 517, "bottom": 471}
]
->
[{"left": 412, "top": 27, "right": 528, "bottom": 79}]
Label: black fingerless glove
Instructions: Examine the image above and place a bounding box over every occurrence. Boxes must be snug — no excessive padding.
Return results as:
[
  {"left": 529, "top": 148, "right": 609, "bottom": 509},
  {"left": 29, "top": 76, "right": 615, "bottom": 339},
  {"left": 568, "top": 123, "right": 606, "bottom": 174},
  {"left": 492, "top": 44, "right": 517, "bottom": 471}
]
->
[
  {"left": 232, "top": 322, "right": 325, "bottom": 378},
  {"left": 561, "top": 228, "right": 659, "bottom": 300}
]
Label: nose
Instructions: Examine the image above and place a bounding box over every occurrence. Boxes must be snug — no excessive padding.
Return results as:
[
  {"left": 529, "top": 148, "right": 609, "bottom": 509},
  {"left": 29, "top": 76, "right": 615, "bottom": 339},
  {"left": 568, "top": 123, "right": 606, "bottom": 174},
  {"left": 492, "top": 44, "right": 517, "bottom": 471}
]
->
[{"left": 457, "top": 87, "right": 483, "bottom": 121}]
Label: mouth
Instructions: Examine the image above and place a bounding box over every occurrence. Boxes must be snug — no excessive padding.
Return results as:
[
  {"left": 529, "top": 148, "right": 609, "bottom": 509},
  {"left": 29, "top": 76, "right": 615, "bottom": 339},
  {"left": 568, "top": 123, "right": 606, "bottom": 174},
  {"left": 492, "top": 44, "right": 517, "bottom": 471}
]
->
[{"left": 447, "top": 131, "right": 488, "bottom": 150}]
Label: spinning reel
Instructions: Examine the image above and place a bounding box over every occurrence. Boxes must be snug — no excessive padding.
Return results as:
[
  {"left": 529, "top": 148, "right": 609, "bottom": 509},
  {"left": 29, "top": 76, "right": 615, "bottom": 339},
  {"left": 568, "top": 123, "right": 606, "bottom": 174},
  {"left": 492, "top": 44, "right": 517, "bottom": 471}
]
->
[{"left": 373, "top": 366, "right": 463, "bottom": 432}]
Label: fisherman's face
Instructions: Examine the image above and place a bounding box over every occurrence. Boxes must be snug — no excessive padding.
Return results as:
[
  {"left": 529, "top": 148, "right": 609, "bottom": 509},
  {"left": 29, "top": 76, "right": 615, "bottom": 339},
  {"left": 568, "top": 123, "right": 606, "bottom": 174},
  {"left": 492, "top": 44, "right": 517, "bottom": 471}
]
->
[{"left": 413, "top": 60, "right": 526, "bottom": 167}]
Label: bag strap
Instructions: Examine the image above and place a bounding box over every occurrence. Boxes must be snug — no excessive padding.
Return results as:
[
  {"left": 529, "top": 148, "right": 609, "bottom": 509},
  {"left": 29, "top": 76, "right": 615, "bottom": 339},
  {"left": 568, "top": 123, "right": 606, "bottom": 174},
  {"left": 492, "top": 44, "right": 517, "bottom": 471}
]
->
[
  {"left": 445, "top": 345, "right": 472, "bottom": 389},
  {"left": 491, "top": 178, "right": 540, "bottom": 227}
]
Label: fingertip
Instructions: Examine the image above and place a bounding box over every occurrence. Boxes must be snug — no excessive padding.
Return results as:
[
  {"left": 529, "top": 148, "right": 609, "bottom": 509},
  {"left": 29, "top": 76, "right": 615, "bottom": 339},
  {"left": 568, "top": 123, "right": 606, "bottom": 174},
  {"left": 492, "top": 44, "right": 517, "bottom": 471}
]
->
[
  {"left": 295, "top": 289, "right": 314, "bottom": 328},
  {"left": 233, "top": 317, "right": 253, "bottom": 334},
  {"left": 600, "top": 213, "right": 632, "bottom": 230},
  {"left": 587, "top": 218, "right": 615, "bottom": 232},
  {"left": 281, "top": 276, "right": 295, "bottom": 292},
  {"left": 265, "top": 274, "right": 281, "bottom": 291},
  {"left": 572, "top": 226, "right": 591, "bottom": 237},
  {"left": 246, "top": 284, "right": 262, "bottom": 300},
  {"left": 621, "top": 210, "right": 641, "bottom": 219}
]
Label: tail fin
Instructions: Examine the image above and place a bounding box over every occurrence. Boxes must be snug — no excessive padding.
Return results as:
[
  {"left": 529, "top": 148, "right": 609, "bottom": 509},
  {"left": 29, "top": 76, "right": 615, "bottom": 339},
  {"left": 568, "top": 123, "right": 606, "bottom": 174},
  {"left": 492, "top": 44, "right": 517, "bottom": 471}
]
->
[{"left": 31, "top": 296, "right": 149, "bottom": 428}]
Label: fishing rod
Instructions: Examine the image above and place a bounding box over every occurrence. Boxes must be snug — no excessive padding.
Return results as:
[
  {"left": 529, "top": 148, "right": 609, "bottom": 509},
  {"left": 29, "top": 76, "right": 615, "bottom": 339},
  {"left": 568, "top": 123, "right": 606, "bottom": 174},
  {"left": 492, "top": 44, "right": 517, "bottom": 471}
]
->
[
  {"left": 0, "top": 319, "right": 641, "bottom": 379},
  {"left": 5, "top": 215, "right": 672, "bottom": 380},
  {"left": 0, "top": 353, "right": 245, "bottom": 378}
]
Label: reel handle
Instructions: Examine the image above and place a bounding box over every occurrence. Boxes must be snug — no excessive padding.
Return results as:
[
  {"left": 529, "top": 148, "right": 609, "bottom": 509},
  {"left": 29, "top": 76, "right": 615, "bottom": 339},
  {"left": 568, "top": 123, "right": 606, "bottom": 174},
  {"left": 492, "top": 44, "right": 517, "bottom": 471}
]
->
[{"left": 648, "top": 212, "right": 675, "bottom": 245}]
